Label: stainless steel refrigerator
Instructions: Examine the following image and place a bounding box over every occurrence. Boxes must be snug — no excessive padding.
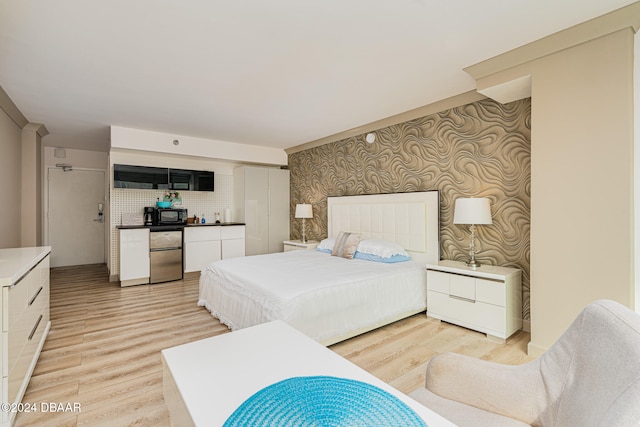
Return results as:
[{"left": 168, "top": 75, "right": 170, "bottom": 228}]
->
[{"left": 149, "top": 230, "right": 183, "bottom": 283}]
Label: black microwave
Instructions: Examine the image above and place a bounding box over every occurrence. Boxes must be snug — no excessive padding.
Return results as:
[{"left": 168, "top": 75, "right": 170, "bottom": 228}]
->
[{"left": 155, "top": 208, "right": 188, "bottom": 225}]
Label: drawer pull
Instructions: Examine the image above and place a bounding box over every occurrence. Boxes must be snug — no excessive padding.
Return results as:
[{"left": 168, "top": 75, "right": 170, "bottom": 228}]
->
[
  {"left": 28, "top": 315, "right": 43, "bottom": 341},
  {"left": 29, "top": 286, "right": 43, "bottom": 306},
  {"left": 449, "top": 295, "right": 476, "bottom": 304}
]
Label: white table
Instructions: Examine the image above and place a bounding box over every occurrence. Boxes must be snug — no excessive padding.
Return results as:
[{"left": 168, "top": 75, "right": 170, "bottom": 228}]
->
[{"left": 161, "top": 320, "right": 456, "bottom": 427}]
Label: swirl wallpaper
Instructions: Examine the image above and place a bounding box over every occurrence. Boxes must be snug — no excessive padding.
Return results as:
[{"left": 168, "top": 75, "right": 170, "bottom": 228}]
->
[{"left": 288, "top": 98, "right": 531, "bottom": 320}]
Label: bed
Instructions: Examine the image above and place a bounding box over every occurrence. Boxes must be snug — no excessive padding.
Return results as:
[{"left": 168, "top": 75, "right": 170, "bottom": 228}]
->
[{"left": 198, "top": 191, "right": 440, "bottom": 345}]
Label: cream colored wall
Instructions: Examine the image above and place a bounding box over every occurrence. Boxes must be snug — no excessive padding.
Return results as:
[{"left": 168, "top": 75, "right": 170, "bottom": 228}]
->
[
  {"left": 529, "top": 29, "right": 634, "bottom": 354},
  {"left": 0, "top": 85, "right": 48, "bottom": 249},
  {"left": 635, "top": 30, "right": 640, "bottom": 312},
  {"left": 0, "top": 105, "right": 23, "bottom": 248},
  {"left": 468, "top": 22, "right": 636, "bottom": 355}
]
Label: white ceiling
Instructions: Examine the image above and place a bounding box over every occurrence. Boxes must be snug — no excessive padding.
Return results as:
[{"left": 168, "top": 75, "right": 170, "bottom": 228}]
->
[{"left": 0, "top": 1, "right": 636, "bottom": 152}]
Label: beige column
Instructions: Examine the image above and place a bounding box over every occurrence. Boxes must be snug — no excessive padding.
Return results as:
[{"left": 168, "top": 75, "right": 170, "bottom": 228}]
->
[
  {"left": 21, "top": 123, "right": 48, "bottom": 247},
  {"left": 465, "top": 4, "right": 639, "bottom": 356}
]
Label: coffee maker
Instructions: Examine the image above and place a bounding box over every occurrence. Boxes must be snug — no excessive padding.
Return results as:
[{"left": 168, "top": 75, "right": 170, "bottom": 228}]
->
[{"left": 143, "top": 207, "right": 155, "bottom": 226}]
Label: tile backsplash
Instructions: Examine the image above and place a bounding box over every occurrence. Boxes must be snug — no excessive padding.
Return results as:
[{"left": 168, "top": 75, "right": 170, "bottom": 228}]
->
[{"left": 109, "top": 173, "right": 233, "bottom": 277}]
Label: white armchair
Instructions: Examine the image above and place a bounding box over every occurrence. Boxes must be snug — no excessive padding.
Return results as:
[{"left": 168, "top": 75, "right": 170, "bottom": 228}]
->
[{"left": 409, "top": 299, "right": 640, "bottom": 427}]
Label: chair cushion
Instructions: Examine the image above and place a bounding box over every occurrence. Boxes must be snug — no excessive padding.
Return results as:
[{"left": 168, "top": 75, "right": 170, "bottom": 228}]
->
[
  {"left": 409, "top": 387, "right": 531, "bottom": 427},
  {"left": 536, "top": 300, "right": 640, "bottom": 426}
]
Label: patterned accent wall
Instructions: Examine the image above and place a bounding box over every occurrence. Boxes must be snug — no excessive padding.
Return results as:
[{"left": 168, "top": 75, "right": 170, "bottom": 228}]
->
[{"left": 288, "top": 98, "right": 531, "bottom": 320}]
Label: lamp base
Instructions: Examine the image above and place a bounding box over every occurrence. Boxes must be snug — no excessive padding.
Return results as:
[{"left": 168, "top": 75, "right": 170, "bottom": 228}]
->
[
  {"left": 301, "top": 218, "right": 307, "bottom": 244},
  {"left": 465, "top": 259, "right": 482, "bottom": 269}
]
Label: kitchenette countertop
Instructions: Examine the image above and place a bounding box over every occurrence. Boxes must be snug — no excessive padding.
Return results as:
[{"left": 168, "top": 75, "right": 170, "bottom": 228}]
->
[{"left": 117, "top": 222, "right": 245, "bottom": 230}]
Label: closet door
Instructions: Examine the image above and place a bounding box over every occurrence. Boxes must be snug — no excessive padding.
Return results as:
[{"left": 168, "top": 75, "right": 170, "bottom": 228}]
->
[
  {"left": 244, "top": 167, "right": 269, "bottom": 256},
  {"left": 267, "top": 169, "right": 290, "bottom": 253}
]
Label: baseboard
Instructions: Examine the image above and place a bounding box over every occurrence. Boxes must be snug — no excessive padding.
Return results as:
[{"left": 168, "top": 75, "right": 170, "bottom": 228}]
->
[
  {"left": 109, "top": 274, "right": 119, "bottom": 282},
  {"left": 527, "top": 341, "right": 548, "bottom": 358},
  {"left": 522, "top": 319, "right": 531, "bottom": 333}
]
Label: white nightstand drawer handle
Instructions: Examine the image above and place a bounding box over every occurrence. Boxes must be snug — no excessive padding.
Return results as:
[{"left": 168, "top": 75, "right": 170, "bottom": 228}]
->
[{"left": 449, "top": 295, "right": 476, "bottom": 304}]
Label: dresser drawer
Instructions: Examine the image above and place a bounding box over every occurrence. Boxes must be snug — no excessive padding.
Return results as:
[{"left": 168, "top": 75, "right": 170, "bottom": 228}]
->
[
  {"left": 3, "top": 276, "right": 30, "bottom": 333},
  {"left": 7, "top": 307, "right": 49, "bottom": 405},
  {"left": 6, "top": 284, "right": 49, "bottom": 377}
]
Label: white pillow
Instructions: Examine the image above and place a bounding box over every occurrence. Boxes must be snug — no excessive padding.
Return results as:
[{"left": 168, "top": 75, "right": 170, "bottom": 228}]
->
[
  {"left": 316, "top": 237, "right": 335, "bottom": 251},
  {"left": 356, "top": 239, "right": 409, "bottom": 259}
]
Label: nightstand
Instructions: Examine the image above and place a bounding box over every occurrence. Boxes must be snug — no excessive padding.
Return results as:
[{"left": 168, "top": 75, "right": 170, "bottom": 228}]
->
[
  {"left": 283, "top": 240, "right": 319, "bottom": 252},
  {"left": 426, "top": 260, "right": 522, "bottom": 342}
]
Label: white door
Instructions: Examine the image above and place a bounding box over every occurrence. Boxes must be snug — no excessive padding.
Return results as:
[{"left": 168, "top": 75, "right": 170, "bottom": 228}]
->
[{"left": 48, "top": 168, "right": 106, "bottom": 267}]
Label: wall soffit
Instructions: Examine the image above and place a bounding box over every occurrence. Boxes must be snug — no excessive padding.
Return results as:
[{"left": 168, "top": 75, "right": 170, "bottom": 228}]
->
[{"left": 465, "top": 1, "right": 640, "bottom": 104}]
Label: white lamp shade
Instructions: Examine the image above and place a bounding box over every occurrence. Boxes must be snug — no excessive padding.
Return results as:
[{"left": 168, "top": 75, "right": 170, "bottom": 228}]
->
[
  {"left": 295, "top": 204, "right": 313, "bottom": 219},
  {"left": 453, "top": 198, "right": 492, "bottom": 225}
]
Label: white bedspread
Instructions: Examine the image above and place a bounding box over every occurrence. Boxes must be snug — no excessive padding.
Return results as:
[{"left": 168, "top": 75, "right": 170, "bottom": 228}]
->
[{"left": 198, "top": 250, "right": 427, "bottom": 344}]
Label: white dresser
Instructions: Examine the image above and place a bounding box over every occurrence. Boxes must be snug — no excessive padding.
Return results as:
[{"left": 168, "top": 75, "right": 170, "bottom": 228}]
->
[
  {"left": 0, "top": 247, "right": 51, "bottom": 427},
  {"left": 426, "top": 260, "right": 522, "bottom": 342}
]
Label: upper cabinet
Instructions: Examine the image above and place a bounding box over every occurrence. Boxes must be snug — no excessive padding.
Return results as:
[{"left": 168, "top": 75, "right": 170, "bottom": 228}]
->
[
  {"left": 169, "top": 169, "right": 214, "bottom": 192},
  {"left": 114, "top": 164, "right": 169, "bottom": 189},
  {"left": 114, "top": 164, "right": 214, "bottom": 192}
]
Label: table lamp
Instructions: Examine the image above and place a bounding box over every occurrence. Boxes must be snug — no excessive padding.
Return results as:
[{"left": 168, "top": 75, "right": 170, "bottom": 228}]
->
[
  {"left": 295, "top": 204, "right": 313, "bottom": 243},
  {"left": 453, "top": 197, "right": 492, "bottom": 269}
]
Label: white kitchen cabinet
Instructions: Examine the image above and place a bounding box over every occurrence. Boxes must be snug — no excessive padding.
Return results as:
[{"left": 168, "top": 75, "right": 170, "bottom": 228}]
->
[
  {"left": 233, "top": 166, "right": 289, "bottom": 255},
  {"left": 220, "top": 226, "right": 245, "bottom": 259},
  {"left": 184, "top": 225, "right": 245, "bottom": 273},
  {"left": 119, "top": 228, "right": 150, "bottom": 287},
  {"left": 426, "top": 260, "right": 522, "bottom": 342},
  {"left": 184, "top": 226, "right": 221, "bottom": 273},
  {"left": 0, "top": 247, "right": 51, "bottom": 427}
]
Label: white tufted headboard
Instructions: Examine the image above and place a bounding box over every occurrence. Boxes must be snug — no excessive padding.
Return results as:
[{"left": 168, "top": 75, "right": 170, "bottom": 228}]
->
[{"left": 327, "top": 191, "right": 440, "bottom": 264}]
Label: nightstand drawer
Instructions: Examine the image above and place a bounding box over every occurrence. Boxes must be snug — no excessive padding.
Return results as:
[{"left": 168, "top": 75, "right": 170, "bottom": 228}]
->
[
  {"left": 450, "top": 275, "right": 475, "bottom": 301},
  {"left": 283, "top": 240, "right": 319, "bottom": 252},
  {"left": 476, "top": 278, "right": 506, "bottom": 306},
  {"left": 426, "top": 270, "right": 449, "bottom": 293},
  {"left": 428, "top": 291, "right": 506, "bottom": 336}
]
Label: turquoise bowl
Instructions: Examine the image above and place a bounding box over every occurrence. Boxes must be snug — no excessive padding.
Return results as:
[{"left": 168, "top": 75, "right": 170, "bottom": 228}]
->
[{"left": 156, "top": 201, "right": 172, "bottom": 208}]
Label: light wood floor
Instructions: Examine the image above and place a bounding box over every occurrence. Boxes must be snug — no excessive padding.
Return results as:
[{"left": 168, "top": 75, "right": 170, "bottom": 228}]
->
[{"left": 15, "top": 264, "right": 533, "bottom": 427}]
